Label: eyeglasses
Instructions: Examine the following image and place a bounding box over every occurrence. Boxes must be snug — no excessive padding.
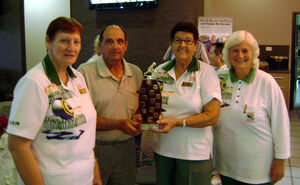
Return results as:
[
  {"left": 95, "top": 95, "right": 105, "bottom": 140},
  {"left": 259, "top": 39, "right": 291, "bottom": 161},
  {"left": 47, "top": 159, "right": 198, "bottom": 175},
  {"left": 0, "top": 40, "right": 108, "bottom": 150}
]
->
[{"left": 173, "top": 38, "right": 195, "bottom": 45}]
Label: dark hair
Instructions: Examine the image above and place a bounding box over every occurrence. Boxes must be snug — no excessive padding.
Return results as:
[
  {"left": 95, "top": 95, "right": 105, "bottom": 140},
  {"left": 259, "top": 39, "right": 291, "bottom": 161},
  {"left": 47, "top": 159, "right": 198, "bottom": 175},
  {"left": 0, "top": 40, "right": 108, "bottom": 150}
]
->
[
  {"left": 170, "top": 21, "right": 199, "bottom": 42},
  {"left": 212, "top": 42, "right": 224, "bottom": 56},
  {"left": 46, "top": 16, "right": 83, "bottom": 41},
  {"left": 99, "top": 25, "right": 127, "bottom": 43}
]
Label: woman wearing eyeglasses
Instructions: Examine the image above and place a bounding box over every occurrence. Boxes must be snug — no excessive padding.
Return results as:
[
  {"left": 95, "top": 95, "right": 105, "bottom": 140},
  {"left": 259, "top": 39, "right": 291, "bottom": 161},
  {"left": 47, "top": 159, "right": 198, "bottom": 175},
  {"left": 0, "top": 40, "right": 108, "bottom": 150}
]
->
[{"left": 152, "top": 21, "right": 222, "bottom": 185}]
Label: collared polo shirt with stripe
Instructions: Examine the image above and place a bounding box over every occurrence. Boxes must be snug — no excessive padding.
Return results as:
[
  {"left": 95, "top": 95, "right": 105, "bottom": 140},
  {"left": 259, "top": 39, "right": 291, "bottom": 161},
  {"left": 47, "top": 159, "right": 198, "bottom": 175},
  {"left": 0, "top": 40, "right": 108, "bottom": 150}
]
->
[
  {"left": 214, "top": 68, "right": 290, "bottom": 184},
  {"left": 7, "top": 54, "right": 97, "bottom": 185},
  {"left": 153, "top": 58, "right": 222, "bottom": 160}
]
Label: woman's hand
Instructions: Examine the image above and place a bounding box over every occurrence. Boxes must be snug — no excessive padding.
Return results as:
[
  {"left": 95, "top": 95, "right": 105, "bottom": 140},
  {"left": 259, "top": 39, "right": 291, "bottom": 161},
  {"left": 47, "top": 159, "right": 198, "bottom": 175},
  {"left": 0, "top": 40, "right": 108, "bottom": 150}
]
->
[
  {"left": 269, "top": 158, "right": 285, "bottom": 184},
  {"left": 154, "top": 118, "right": 178, "bottom": 133},
  {"left": 93, "top": 151, "right": 103, "bottom": 185},
  {"left": 93, "top": 161, "right": 102, "bottom": 185}
]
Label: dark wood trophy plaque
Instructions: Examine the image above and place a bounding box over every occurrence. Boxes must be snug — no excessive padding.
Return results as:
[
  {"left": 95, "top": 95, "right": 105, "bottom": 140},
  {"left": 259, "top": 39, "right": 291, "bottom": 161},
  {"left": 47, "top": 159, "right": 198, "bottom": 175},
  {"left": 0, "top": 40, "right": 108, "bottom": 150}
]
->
[{"left": 138, "top": 63, "right": 162, "bottom": 130}]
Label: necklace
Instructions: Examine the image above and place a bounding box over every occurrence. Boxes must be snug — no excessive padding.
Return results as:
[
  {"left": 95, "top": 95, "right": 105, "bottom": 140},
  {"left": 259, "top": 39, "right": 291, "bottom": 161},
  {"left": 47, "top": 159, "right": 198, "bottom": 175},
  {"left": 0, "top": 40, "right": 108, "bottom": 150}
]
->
[
  {"left": 115, "top": 70, "right": 123, "bottom": 80},
  {"left": 110, "top": 64, "right": 123, "bottom": 79}
]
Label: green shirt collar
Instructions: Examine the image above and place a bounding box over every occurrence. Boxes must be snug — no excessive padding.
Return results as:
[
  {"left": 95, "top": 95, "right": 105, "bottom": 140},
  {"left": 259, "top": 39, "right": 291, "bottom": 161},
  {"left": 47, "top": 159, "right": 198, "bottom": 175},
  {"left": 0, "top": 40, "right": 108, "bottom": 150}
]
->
[
  {"left": 229, "top": 67, "right": 257, "bottom": 83},
  {"left": 42, "top": 54, "right": 76, "bottom": 85},
  {"left": 162, "top": 57, "right": 200, "bottom": 72}
]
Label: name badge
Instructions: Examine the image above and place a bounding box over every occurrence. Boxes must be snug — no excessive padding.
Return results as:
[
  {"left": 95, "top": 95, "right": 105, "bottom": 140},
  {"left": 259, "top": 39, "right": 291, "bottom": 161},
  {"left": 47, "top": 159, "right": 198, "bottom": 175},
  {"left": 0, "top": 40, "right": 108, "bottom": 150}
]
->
[
  {"left": 77, "top": 84, "right": 87, "bottom": 94},
  {"left": 182, "top": 82, "right": 193, "bottom": 87},
  {"left": 79, "top": 88, "right": 87, "bottom": 94}
]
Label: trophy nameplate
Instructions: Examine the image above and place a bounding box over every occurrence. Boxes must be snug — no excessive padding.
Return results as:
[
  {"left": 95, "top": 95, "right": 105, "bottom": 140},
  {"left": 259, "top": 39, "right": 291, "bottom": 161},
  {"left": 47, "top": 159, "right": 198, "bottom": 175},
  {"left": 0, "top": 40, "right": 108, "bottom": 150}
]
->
[{"left": 138, "top": 62, "right": 163, "bottom": 130}]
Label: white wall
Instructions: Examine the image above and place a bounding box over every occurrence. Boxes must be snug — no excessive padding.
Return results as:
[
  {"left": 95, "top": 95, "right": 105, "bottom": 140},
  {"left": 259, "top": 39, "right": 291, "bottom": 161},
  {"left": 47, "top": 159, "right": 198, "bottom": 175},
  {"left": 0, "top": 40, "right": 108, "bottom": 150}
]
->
[{"left": 24, "top": 0, "right": 70, "bottom": 70}]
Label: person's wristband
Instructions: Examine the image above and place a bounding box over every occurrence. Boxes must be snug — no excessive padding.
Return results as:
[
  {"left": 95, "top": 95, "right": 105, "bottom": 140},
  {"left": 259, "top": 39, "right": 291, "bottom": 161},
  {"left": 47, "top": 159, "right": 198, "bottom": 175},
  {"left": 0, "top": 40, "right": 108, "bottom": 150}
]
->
[{"left": 182, "top": 119, "right": 186, "bottom": 127}]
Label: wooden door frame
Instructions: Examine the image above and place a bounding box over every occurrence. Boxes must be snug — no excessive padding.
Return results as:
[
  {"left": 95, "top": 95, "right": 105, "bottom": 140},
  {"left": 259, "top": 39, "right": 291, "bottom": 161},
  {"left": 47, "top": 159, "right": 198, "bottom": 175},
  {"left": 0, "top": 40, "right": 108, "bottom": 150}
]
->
[{"left": 290, "top": 12, "right": 300, "bottom": 109}]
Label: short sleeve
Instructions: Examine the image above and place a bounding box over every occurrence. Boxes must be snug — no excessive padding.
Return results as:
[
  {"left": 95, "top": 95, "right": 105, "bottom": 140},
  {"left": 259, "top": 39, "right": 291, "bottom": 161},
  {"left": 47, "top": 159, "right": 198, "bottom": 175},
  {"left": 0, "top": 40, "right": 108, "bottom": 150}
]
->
[
  {"left": 267, "top": 77, "right": 290, "bottom": 159},
  {"left": 7, "top": 77, "right": 49, "bottom": 140}
]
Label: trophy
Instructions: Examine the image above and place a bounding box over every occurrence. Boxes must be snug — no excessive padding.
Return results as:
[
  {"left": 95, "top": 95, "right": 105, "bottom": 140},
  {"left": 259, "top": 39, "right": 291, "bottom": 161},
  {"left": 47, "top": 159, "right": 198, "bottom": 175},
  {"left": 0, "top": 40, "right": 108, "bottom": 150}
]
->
[{"left": 138, "top": 62, "right": 163, "bottom": 130}]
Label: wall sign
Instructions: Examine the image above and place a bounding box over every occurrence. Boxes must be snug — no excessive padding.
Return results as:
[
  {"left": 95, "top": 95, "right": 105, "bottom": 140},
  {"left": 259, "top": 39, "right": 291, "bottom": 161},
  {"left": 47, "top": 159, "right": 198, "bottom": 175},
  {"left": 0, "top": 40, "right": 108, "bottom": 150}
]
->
[{"left": 198, "top": 16, "right": 233, "bottom": 43}]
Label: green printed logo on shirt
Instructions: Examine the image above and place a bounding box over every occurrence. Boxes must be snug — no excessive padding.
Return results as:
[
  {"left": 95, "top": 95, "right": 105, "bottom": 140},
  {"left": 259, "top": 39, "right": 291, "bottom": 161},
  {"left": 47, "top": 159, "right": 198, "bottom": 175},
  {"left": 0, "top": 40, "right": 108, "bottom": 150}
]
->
[
  {"left": 162, "top": 96, "right": 169, "bottom": 105},
  {"left": 156, "top": 73, "right": 175, "bottom": 85}
]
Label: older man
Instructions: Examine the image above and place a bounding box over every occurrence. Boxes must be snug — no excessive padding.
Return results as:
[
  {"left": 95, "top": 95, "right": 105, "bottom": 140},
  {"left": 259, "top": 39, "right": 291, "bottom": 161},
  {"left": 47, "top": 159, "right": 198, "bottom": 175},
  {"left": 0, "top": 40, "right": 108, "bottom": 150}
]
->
[{"left": 78, "top": 25, "right": 143, "bottom": 185}]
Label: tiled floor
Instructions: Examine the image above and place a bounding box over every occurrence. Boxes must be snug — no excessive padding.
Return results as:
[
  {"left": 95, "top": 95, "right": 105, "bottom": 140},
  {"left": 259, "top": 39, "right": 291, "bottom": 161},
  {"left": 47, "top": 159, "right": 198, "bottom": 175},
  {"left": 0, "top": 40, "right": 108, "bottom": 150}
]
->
[{"left": 277, "top": 109, "right": 300, "bottom": 185}]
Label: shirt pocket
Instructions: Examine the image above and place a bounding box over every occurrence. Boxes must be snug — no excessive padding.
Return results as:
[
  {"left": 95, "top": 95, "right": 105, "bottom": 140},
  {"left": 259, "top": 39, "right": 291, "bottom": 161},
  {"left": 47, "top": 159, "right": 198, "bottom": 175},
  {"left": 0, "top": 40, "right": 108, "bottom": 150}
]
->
[{"left": 119, "top": 88, "right": 139, "bottom": 117}]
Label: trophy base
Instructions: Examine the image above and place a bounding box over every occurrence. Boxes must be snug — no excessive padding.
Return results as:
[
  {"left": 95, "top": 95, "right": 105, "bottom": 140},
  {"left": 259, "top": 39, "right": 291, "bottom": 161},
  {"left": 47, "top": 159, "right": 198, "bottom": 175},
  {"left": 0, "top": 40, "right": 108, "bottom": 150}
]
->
[{"left": 140, "top": 123, "right": 162, "bottom": 131}]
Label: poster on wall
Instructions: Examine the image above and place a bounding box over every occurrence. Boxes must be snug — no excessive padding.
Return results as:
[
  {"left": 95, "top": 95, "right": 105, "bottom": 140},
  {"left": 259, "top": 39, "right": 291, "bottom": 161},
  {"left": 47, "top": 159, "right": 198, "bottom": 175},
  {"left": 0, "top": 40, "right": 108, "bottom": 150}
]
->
[{"left": 198, "top": 16, "right": 232, "bottom": 45}]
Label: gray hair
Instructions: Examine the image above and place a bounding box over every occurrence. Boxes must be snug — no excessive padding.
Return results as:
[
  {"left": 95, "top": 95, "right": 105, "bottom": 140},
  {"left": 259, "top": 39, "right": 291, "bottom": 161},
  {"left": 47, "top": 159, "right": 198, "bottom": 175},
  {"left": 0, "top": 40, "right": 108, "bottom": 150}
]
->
[{"left": 222, "top": 30, "right": 260, "bottom": 69}]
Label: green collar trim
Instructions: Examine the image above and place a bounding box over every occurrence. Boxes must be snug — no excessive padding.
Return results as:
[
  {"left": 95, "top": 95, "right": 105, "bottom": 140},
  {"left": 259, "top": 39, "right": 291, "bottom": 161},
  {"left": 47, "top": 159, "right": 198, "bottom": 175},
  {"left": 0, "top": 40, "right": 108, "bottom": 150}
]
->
[
  {"left": 42, "top": 54, "right": 76, "bottom": 85},
  {"left": 161, "top": 57, "right": 200, "bottom": 72},
  {"left": 162, "top": 59, "right": 176, "bottom": 71},
  {"left": 229, "top": 68, "right": 256, "bottom": 83}
]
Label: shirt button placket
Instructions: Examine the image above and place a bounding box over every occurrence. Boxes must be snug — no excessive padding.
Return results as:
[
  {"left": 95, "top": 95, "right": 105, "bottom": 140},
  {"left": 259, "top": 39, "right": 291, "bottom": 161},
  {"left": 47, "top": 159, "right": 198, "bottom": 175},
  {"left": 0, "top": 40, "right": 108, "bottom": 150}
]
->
[{"left": 236, "top": 80, "right": 242, "bottom": 104}]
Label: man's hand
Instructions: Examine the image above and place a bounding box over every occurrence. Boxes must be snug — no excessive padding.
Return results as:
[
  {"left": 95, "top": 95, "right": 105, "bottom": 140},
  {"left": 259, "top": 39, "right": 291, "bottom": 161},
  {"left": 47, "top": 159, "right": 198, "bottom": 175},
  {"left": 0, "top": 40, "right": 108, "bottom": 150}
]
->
[
  {"left": 132, "top": 113, "right": 143, "bottom": 124},
  {"left": 118, "top": 119, "right": 141, "bottom": 136},
  {"left": 269, "top": 158, "right": 285, "bottom": 184}
]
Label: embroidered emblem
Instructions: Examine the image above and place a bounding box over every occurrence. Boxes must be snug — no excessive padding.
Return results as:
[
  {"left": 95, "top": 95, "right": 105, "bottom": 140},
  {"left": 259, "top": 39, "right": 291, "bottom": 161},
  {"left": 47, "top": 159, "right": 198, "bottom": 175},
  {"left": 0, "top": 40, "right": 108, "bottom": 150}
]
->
[
  {"left": 246, "top": 112, "right": 255, "bottom": 122},
  {"left": 8, "top": 121, "right": 20, "bottom": 126}
]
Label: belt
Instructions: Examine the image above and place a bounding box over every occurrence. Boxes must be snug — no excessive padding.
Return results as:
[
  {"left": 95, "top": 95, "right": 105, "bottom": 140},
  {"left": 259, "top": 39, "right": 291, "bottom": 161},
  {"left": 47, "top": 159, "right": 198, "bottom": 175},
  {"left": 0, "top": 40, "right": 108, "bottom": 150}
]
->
[{"left": 96, "top": 137, "right": 133, "bottom": 145}]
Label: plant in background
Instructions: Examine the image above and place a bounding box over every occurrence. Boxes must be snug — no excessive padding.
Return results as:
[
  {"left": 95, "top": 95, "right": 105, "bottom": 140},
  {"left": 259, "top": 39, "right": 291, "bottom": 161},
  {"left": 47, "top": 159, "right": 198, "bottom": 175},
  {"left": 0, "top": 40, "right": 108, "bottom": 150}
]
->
[{"left": 0, "top": 115, "right": 8, "bottom": 139}]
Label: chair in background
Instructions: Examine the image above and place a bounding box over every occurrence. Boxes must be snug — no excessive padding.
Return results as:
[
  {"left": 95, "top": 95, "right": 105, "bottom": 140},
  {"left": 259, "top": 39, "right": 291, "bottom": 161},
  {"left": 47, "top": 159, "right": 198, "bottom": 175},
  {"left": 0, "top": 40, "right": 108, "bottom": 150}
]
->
[
  {"left": 0, "top": 101, "right": 12, "bottom": 118},
  {"left": 135, "top": 131, "right": 156, "bottom": 185}
]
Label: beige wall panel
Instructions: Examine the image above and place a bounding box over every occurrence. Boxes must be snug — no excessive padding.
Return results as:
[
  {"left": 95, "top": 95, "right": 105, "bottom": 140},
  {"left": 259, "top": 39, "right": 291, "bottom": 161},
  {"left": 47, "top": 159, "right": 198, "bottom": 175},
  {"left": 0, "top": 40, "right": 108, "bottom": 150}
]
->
[{"left": 204, "top": 0, "right": 300, "bottom": 45}]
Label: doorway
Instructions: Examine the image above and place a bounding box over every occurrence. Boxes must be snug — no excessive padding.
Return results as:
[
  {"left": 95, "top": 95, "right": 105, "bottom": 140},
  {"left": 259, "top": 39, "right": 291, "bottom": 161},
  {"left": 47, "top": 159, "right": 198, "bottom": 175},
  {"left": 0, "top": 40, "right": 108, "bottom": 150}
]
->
[{"left": 291, "top": 12, "right": 300, "bottom": 109}]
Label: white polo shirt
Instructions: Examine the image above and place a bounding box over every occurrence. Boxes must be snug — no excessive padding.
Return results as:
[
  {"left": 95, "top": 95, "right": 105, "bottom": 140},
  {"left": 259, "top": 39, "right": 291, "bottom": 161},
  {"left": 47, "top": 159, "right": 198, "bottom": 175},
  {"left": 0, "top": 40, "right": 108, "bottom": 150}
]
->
[
  {"left": 7, "top": 54, "right": 97, "bottom": 185},
  {"left": 153, "top": 58, "right": 222, "bottom": 160},
  {"left": 214, "top": 68, "right": 290, "bottom": 184}
]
